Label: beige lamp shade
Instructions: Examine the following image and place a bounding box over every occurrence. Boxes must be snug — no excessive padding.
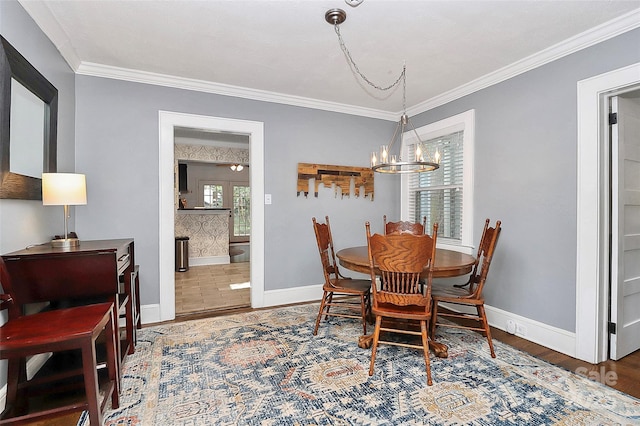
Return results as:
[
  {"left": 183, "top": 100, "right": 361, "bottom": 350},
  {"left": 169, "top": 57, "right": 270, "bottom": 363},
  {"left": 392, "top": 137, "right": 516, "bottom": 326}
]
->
[{"left": 42, "top": 173, "right": 87, "bottom": 206}]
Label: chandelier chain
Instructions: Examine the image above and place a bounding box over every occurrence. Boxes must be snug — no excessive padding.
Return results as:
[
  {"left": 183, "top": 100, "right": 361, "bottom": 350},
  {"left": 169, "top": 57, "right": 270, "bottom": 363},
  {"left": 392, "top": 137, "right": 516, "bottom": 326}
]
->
[
  {"left": 326, "top": 8, "right": 440, "bottom": 174},
  {"left": 333, "top": 24, "right": 405, "bottom": 94}
]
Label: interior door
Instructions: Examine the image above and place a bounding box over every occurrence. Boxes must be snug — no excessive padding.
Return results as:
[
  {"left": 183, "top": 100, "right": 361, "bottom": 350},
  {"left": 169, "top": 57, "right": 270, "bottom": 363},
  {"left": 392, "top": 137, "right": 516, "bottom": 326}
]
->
[{"left": 610, "top": 95, "right": 640, "bottom": 360}]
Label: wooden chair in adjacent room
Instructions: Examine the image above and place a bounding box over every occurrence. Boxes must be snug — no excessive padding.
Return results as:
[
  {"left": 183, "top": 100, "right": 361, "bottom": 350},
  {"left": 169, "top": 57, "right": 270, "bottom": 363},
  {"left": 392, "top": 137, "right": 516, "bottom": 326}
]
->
[
  {"left": 430, "top": 219, "right": 502, "bottom": 358},
  {"left": 312, "top": 216, "right": 372, "bottom": 336},
  {"left": 0, "top": 257, "right": 120, "bottom": 426},
  {"left": 383, "top": 215, "right": 427, "bottom": 235},
  {"left": 365, "top": 221, "right": 438, "bottom": 385}
]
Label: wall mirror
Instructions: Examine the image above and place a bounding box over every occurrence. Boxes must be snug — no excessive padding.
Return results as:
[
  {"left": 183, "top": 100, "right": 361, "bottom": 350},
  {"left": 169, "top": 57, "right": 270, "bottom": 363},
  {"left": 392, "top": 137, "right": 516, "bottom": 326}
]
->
[{"left": 0, "top": 35, "right": 57, "bottom": 200}]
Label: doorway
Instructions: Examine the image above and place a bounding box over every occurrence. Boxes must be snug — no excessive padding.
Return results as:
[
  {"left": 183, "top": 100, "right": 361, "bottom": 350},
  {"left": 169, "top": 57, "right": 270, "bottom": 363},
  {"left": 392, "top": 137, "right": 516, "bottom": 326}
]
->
[
  {"left": 158, "top": 111, "right": 265, "bottom": 323},
  {"left": 575, "top": 63, "right": 640, "bottom": 363},
  {"left": 174, "top": 131, "right": 252, "bottom": 316}
]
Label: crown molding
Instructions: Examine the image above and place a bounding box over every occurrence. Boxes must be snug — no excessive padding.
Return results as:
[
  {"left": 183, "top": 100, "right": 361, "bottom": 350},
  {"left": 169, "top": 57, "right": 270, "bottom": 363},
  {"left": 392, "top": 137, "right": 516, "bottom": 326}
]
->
[
  {"left": 406, "top": 8, "right": 640, "bottom": 117},
  {"left": 76, "top": 62, "right": 398, "bottom": 121}
]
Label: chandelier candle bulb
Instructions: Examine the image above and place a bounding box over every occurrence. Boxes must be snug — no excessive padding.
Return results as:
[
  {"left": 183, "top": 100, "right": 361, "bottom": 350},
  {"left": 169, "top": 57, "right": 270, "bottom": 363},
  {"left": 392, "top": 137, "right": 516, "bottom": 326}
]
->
[
  {"left": 370, "top": 152, "right": 377, "bottom": 167},
  {"left": 380, "top": 145, "right": 388, "bottom": 162}
]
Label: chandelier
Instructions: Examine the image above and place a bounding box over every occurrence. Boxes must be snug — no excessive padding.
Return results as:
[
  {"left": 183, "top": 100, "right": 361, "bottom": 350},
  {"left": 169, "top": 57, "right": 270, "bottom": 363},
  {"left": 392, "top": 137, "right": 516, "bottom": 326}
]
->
[{"left": 325, "top": 8, "right": 440, "bottom": 174}]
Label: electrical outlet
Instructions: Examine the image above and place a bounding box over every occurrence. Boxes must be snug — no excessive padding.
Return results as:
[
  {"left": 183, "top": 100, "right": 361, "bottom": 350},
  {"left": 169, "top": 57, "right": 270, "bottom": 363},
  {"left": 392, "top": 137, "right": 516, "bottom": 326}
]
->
[
  {"left": 516, "top": 323, "right": 527, "bottom": 336},
  {"left": 506, "top": 320, "right": 516, "bottom": 334}
]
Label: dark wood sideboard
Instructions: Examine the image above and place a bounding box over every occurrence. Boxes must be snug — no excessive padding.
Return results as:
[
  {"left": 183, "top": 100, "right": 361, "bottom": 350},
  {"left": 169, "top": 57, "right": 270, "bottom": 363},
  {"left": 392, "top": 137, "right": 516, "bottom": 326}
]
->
[{"left": 1, "top": 239, "right": 141, "bottom": 362}]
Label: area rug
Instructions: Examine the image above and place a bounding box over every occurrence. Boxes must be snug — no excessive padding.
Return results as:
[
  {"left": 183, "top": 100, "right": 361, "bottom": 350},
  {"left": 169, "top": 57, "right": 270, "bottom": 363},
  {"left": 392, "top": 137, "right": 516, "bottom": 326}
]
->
[{"left": 80, "top": 303, "right": 640, "bottom": 425}]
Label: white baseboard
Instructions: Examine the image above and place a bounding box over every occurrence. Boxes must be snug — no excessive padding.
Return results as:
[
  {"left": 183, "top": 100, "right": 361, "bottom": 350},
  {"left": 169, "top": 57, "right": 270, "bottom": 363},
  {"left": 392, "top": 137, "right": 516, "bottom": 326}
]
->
[
  {"left": 189, "top": 255, "right": 230, "bottom": 267},
  {"left": 26, "top": 353, "right": 51, "bottom": 381},
  {"left": 483, "top": 304, "right": 576, "bottom": 357},
  {"left": 439, "top": 302, "right": 576, "bottom": 358},
  {"left": 140, "top": 303, "right": 161, "bottom": 324},
  {"left": 262, "top": 284, "right": 323, "bottom": 307}
]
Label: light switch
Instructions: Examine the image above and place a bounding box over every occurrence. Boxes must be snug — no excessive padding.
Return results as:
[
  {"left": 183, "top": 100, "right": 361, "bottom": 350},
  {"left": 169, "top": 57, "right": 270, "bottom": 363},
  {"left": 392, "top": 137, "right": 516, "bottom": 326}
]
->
[{"left": 265, "top": 194, "right": 272, "bottom": 205}]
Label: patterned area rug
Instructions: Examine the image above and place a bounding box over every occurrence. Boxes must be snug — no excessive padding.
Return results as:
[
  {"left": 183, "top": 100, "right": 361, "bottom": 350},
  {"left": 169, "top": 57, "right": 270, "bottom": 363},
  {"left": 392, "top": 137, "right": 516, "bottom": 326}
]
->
[{"left": 80, "top": 303, "right": 640, "bottom": 425}]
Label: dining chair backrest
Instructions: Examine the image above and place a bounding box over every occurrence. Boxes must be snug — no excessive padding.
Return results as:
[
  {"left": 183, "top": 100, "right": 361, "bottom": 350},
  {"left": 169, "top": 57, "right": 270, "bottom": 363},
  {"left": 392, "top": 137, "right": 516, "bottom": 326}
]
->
[
  {"left": 366, "top": 221, "right": 438, "bottom": 309},
  {"left": 468, "top": 219, "right": 502, "bottom": 297},
  {"left": 312, "top": 216, "right": 343, "bottom": 284},
  {"left": 383, "top": 215, "right": 427, "bottom": 235}
]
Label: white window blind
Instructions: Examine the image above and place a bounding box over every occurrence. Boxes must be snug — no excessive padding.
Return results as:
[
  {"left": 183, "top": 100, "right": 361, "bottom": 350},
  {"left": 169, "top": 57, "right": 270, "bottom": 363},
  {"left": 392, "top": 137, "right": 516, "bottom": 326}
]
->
[{"left": 407, "top": 131, "right": 464, "bottom": 242}]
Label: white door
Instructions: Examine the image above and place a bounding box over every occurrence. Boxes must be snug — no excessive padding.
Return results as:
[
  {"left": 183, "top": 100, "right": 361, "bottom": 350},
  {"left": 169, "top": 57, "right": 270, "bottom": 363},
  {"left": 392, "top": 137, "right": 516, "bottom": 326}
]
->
[{"left": 610, "top": 95, "right": 640, "bottom": 360}]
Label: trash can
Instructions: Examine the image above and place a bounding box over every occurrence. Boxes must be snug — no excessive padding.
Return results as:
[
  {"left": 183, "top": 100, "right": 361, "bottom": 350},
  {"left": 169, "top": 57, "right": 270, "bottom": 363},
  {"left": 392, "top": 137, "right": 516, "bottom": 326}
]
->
[{"left": 175, "top": 236, "right": 189, "bottom": 272}]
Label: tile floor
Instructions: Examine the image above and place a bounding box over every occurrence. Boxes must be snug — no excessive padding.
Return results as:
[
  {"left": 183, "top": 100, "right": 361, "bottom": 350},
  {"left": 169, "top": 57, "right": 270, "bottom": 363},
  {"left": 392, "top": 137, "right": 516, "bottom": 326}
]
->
[{"left": 175, "top": 262, "right": 250, "bottom": 316}]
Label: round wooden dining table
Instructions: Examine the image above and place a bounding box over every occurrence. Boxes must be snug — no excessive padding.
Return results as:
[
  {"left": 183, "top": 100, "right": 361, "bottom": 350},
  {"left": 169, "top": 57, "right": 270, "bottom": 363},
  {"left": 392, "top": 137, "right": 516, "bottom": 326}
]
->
[
  {"left": 336, "top": 246, "right": 476, "bottom": 358},
  {"left": 336, "top": 246, "right": 476, "bottom": 278}
]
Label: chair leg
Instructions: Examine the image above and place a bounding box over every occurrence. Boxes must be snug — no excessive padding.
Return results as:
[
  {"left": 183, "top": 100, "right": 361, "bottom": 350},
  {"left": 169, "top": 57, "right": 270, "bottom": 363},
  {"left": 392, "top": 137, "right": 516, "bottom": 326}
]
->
[
  {"left": 4, "top": 357, "right": 22, "bottom": 417},
  {"left": 421, "top": 320, "right": 433, "bottom": 386},
  {"left": 369, "top": 316, "right": 382, "bottom": 376},
  {"left": 106, "top": 310, "right": 120, "bottom": 409},
  {"left": 81, "top": 340, "right": 104, "bottom": 426},
  {"left": 359, "top": 295, "right": 367, "bottom": 335},
  {"left": 477, "top": 305, "right": 496, "bottom": 358},
  {"left": 324, "top": 293, "right": 334, "bottom": 319},
  {"left": 430, "top": 300, "right": 439, "bottom": 338},
  {"left": 313, "top": 291, "right": 329, "bottom": 335}
]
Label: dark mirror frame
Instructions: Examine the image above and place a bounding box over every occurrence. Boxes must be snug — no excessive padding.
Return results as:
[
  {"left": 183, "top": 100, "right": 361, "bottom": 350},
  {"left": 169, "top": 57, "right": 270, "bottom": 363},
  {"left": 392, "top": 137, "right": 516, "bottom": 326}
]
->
[{"left": 0, "top": 35, "right": 57, "bottom": 200}]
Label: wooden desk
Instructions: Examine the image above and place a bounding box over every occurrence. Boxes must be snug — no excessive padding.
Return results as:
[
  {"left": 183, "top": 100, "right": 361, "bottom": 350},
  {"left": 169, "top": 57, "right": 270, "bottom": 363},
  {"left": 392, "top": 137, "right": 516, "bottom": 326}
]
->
[
  {"left": 1, "top": 239, "right": 140, "bottom": 361},
  {"left": 336, "top": 246, "right": 476, "bottom": 357},
  {"left": 336, "top": 246, "right": 476, "bottom": 278}
]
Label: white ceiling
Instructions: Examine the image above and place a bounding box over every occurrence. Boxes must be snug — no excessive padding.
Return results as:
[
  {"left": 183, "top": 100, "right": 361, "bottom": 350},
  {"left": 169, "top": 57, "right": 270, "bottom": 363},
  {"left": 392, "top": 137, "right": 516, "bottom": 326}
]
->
[{"left": 19, "top": 0, "right": 640, "bottom": 118}]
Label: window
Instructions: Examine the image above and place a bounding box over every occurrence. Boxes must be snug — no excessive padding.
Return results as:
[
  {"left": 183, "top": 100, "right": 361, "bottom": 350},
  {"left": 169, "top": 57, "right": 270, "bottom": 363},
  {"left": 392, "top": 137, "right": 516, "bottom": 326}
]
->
[
  {"left": 232, "top": 184, "right": 250, "bottom": 240},
  {"left": 401, "top": 109, "right": 474, "bottom": 250},
  {"left": 203, "top": 184, "right": 224, "bottom": 208}
]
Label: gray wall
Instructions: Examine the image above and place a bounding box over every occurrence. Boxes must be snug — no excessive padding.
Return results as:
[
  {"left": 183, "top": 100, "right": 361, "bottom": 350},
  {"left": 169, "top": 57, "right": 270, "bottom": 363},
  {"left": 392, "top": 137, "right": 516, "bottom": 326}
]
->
[
  {"left": 412, "top": 28, "right": 640, "bottom": 332},
  {"left": 74, "top": 76, "right": 398, "bottom": 305},
  {"left": 0, "top": 0, "right": 76, "bottom": 403}
]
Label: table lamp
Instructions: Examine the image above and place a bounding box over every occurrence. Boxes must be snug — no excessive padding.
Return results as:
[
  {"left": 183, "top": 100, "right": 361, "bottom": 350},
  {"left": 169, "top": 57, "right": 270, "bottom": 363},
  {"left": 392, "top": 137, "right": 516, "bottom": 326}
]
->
[{"left": 42, "top": 173, "right": 87, "bottom": 248}]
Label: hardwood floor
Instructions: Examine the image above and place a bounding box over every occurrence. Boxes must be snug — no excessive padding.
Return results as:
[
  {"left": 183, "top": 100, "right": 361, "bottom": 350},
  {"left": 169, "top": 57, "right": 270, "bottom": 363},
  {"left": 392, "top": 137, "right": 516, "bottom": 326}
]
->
[
  {"left": 175, "top": 262, "right": 251, "bottom": 316},
  {"left": 16, "top": 302, "right": 640, "bottom": 425},
  {"left": 490, "top": 327, "right": 640, "bottom": 399}
]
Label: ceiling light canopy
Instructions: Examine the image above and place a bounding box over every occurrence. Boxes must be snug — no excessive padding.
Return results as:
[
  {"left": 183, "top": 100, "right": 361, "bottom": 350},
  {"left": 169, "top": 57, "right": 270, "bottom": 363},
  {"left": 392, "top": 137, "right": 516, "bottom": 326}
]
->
[{"left": 325, "top": 8, "right": 440, "bottom": 174}]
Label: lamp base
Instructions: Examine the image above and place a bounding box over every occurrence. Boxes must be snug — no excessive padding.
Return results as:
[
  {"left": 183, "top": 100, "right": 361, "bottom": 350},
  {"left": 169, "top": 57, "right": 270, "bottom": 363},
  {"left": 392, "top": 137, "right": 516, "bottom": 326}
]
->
[{"left": 51, "top": 238, "right": 80, "bottom": 249}]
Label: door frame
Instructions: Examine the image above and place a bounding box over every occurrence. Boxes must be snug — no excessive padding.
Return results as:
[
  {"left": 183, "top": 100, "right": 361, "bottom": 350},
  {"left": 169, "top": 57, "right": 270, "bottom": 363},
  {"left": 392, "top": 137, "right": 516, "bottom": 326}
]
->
[
  {"left": 158, "top": 111, "right": 265, "bottom": 322},
  {"left": 576, "top": 62, "right": 640, "bottom": 363}
]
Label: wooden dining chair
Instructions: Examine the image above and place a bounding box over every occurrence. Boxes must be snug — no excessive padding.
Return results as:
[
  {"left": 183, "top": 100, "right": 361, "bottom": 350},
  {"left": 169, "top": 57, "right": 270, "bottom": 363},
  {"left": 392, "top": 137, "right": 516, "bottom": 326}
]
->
[
  {"left": 430, "top": 219, "right": 502, "bottom": 357},
  {"left": 312, "top": 216, "right": 372, "bottom": 336},
  {"left": 366, "top": 221, "right": 438, "bottom": 385},
  {"left": 383, "top": 215, "right": 427, "bottom": 235},
  {"left": 0, "top": 258, "right": 120, "bottom": 425}
]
